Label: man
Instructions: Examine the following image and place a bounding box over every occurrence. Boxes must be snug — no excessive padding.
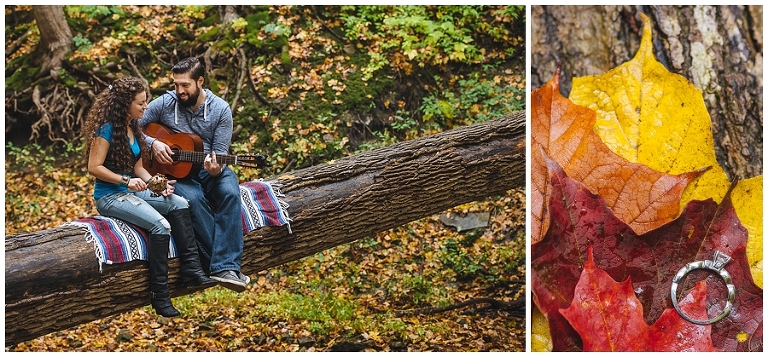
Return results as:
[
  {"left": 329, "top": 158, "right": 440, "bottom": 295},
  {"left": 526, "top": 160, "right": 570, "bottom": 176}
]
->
[{"left": 140, "top": 57, "right": 250, "bottom": 292}]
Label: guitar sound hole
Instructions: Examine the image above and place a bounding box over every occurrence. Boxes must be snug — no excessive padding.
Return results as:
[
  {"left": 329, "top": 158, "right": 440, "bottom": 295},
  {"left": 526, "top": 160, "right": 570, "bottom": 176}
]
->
[{"left": 170, "top": 149, "right": 181, "bottom": 161}]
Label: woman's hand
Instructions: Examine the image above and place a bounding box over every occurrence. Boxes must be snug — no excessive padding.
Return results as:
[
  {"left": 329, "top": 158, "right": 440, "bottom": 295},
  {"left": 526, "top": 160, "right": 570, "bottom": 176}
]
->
[
  {"left": 127, "top": 177, "right": 147, "bottom": 192},
  {"left": 163, "top": 179, "right": 177, "bottom": 196}
]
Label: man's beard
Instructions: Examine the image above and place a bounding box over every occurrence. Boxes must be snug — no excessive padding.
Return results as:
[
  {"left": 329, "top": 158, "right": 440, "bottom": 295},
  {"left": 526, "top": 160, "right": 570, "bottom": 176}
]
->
[{"left": 178, "top": 84, "right": 200, "bottom": 108}]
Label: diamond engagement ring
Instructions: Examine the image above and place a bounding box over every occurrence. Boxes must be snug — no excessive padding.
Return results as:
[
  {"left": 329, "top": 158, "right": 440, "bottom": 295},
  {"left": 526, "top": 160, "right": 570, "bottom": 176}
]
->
[{"left": 670, "top": 250, "right": 736, "bottom": 325}]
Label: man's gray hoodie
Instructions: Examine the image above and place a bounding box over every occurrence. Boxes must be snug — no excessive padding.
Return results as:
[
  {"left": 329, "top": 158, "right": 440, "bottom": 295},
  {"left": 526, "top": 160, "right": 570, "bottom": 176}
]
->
[{"left": 140, "top": 89, "right": 233, "bottom": 155}]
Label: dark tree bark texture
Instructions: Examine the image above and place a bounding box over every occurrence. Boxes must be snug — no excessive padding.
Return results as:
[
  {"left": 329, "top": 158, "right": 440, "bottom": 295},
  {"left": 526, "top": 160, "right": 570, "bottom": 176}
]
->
[
  {"left": 532, "top": 5, "right": 762, "bottom": 180},
  {"left": 30, "top": 5, "right": 73, "bottom": 79},
  {"left": 5, "top": 112, "right": 526, "bottom": 346}
]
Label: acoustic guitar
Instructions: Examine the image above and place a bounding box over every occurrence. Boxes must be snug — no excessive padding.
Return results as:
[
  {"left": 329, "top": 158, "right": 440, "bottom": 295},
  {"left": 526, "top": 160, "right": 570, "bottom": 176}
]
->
[{"left": 143, "top": 122, "right": 267, "bottom": 179}]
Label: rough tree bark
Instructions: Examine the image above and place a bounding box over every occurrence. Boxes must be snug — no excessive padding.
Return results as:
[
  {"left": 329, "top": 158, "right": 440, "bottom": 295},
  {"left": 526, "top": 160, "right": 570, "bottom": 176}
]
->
[
  {"left": 31, "top": 5, "right": 73, "bottom": 79},
  {"left": 531, "top": 5, "right": 762, "bottom": 180},
  {"left": 5, "top": 112, "right": 525, "bottom": 346},
  {"left": 218, "top": 5, "right": 240, "bottom": 24}
]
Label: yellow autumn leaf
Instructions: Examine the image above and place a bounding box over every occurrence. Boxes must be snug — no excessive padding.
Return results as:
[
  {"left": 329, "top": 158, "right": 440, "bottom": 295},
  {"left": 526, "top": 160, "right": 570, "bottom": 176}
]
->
[
  {"left": 531, "top": 305, "right": 552, "bottom": 352},
  {"left": 569, "top": 12, "right": 730, "bottom": 207},
  {"left": 569, "top": 12, "right": 762, "bottom": 288},
  {"left": 732, "top": 175, "right": 763, "bottom": 288},
  {"left": 367, "top": 331, "right": 382, "bottom": 342}
]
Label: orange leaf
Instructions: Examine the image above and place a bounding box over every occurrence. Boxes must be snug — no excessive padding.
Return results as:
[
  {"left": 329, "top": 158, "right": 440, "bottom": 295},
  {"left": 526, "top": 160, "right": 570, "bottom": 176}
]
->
[{"left": 531, "top": 66, "right": 704, "bottom": 242}]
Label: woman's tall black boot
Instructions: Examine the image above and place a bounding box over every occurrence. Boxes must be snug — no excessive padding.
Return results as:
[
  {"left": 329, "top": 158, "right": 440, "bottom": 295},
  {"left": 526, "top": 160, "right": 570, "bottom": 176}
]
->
[
  {"left": 166, "top": 209, "right": 218, "bottom": 289},
  {"left": 148, "top": 233, "right": 180, "bottom": 317}
]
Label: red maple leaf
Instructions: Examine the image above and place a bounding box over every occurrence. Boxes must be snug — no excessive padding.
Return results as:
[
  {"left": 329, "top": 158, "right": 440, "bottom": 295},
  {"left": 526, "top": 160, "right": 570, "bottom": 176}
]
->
[
  {"left": 560, "top": 246, "right": 718, "bottom": 351},
  {"left": 531, "top": 156, "right": 763, "bottom": 351}
]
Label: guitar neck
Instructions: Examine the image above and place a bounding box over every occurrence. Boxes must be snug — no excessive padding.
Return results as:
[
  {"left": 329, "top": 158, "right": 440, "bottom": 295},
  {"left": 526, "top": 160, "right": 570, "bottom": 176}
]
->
[{"left": 173, "top": 150, "right": 242, "bottom": 165}]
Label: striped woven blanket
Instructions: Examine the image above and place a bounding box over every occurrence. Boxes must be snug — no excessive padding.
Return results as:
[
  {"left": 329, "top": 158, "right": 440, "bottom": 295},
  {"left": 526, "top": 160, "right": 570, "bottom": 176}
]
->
[{"left": 65, "top": 179, "right": 291, "bottom": 271}]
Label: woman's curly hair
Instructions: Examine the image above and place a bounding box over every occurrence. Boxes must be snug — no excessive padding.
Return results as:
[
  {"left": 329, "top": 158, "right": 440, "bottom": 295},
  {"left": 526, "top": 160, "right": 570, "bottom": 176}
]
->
[{"left": 83, "top": 76, "right": 149, "bottom": 174}]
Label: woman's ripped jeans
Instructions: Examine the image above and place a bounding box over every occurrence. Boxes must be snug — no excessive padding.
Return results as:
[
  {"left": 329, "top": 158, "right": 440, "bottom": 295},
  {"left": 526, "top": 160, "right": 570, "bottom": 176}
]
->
[{"left": 96, "top": 189, "right": 188, "bottom": 235}]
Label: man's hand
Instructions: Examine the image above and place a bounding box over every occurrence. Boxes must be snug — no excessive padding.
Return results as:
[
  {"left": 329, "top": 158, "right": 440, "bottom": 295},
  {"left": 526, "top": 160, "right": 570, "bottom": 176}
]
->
[
  {"left": 204, "top": 152, "right": 224, "bottom": 176},
  {"left": 152, "top": 140, "right": 175, "bottom": 165}
]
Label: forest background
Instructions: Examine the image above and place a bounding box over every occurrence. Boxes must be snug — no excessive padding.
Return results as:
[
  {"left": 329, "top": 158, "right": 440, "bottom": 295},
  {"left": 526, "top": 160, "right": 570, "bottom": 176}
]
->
[{"left": 4, "top": 5, "right": 527, "bottom": 351}]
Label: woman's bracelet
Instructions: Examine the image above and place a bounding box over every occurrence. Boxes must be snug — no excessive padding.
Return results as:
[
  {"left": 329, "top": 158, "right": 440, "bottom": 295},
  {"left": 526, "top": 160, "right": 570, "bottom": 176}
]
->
[{"left": 120, "top": 174, "right": 130, "bottom": 187}]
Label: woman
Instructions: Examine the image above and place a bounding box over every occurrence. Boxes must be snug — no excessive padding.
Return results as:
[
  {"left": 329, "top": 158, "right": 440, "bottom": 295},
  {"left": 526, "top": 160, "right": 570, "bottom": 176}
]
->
[{"left": 83, "top": 76, "right": 216, "bottom": 317}]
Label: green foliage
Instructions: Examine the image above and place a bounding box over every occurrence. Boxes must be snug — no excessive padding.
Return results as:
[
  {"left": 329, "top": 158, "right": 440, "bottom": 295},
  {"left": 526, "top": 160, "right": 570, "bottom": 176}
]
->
[
  {"left": 246, "top": 10, "right": 270, "bottom": 29},
  {"left": 256, "top": 290, "right": 365, "bottom": 335},
  {"left": 399, "top": 275, "right": 445, "bottom": 306},
  {"left": 72, "top": 35, "right": 92, "bottom": 52},
  {"left": 67, "top": 5, "right": 125, "bottom": 19},
  {"left": 5, "top": 140, "right": 85, "bottom": 177},
  {"left": 197, "top": 26, "right": 221, "bottom": 43},
  {"left": 263, "top": 22, "right": 290, "bottom": 37},
  {"left": 7, "top": 142, "right": 57, "bottom": 172},
  {"left": 180, "top": 5, "right": 208, "bottom": 19},
  {"left": 380, "top": 9, "right": 481, "bottom": 63},
  {"left": 497, "top": 5, "right": 525, "bottom": 19},
  {"left": 438, "top": 225, "right": 524, "bottom": 285},
  {"left": 214, "top": 9, "right": 281, "bottom": 51},
  {"left": 5, "top": 63, "right": 40, "bottom": 92},
  {"left": 440, "top": 238, "right": 483, "bottom": 282},
  {"left": 421, "top": 69, "right": 525, "bottom": 126},
  {"left": 58, "top": 68, "right": 78, "bottom": 86},
  {"left": 339, "top": 5, "right": 524, "bottom": 75},
  {"left": 353, "top": 130, "right": 400, "bottom": 153}
]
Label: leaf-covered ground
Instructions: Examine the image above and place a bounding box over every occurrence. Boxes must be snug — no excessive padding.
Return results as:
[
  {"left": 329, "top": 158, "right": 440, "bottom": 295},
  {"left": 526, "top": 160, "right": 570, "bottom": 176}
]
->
[{"left": 5, "top": 156, "right": 525, "bottom": 352}]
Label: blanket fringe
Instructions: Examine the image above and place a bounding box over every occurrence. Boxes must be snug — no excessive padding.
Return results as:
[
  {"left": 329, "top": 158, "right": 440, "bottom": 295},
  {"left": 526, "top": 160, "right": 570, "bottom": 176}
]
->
[{"left": 63, "top": 221, "right": 107, "bottom": 273}]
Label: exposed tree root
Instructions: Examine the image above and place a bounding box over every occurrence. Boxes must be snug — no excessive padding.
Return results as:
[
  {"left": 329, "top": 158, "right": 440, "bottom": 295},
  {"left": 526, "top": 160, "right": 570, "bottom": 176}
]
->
[{"left": 395, "top": 296, "right": 526, "bottom": 318}]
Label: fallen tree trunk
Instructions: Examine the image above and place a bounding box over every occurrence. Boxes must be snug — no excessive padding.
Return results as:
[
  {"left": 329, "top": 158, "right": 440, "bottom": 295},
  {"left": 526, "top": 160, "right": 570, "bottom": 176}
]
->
[{"left": 5, "top": 111, "right": 525, "bottom": 346}]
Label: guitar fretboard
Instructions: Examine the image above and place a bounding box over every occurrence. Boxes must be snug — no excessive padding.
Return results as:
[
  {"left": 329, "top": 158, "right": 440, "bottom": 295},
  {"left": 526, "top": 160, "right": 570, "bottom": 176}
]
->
[{"left": 172, "top": 150, "right": 240, "bottom": 165}]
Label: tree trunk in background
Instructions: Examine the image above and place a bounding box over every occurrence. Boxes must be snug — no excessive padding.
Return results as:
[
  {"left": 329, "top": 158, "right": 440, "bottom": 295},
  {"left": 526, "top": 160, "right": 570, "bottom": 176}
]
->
[
  {"left": 218, "top": 5, "right": 240, "bottom": 23},
  {"left": 531, "top": 5, "right": 763, "bottom": 180},
  {"left": 4, "top": 112, "right": 526, "bottom": 346},
  {"left": 31, "top": 5, "right": 73, "bottom": 79}
]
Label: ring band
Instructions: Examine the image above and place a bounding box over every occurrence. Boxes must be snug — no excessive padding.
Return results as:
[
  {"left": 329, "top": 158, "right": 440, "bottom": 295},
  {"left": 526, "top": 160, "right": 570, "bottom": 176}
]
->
[{"left": 670, "top": 250, "right": 736, "bottom": 325}]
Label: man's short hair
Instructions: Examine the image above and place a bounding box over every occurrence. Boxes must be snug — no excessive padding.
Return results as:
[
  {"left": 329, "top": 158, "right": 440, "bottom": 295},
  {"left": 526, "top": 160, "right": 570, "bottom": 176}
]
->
[{"left": 172, "top": 57, "right": 205, "bottom": 80}]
